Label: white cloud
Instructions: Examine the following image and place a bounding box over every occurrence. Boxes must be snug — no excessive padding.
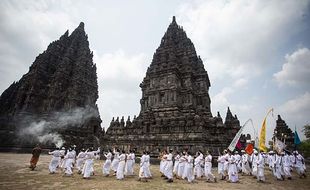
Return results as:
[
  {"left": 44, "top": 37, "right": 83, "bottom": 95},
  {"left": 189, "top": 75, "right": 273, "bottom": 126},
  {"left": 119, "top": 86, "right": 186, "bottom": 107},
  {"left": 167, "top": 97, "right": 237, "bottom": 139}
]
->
[
  {"left": 94, "top": 50, "right": 149, "bottom": 129},
  {"left": 278, "top": 92, "right": 310, "bottom": 117},
  {"left": 0, "top": 0, "right": 78, "bottom": 93},
  {"left": 176, "top": 0, "right": 309, "bottom": 81},
  {"left": 276, "top": 92, "right": 310, "bottom": 139},
  {"left": 233, "top": 78, "right": 248, "bottom": 88},
  {"left": 274, "top": 47, "right": 310, "bottom": 87}
]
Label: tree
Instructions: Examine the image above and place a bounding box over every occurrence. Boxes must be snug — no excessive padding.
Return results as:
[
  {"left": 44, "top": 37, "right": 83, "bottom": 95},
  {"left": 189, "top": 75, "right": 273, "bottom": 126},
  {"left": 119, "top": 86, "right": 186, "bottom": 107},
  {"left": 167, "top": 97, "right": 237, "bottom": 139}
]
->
[{"left": 299, "top": 124, "right": 310, "bottom": 158}]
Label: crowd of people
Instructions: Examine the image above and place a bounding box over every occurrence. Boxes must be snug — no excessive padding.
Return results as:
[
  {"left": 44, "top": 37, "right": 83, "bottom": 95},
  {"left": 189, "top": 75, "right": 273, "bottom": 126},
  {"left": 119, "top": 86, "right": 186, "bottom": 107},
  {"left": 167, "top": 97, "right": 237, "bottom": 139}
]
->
[{"left": 42, "top": 145, "right": 307, "bottom": 184}]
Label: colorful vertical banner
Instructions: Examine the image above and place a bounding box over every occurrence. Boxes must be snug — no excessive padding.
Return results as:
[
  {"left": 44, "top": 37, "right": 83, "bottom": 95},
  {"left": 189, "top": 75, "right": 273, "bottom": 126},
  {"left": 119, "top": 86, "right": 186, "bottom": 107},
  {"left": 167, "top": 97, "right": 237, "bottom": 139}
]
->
[{"left": 259, "top": 108, "right": 273, "bottom": 152}]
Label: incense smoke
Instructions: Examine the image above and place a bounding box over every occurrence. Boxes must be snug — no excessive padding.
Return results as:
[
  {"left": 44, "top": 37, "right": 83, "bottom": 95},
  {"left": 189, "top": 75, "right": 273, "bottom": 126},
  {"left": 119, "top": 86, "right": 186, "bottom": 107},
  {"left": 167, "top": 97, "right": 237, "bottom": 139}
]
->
[{"left": 18, "top": 106, "right": 99, "bottom": 148}]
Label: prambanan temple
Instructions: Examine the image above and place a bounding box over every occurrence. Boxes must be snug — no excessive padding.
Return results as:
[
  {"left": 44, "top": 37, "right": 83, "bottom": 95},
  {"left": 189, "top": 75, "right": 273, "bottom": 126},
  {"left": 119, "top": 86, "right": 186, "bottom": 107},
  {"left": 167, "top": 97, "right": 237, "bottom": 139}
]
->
[
  {"left": 103, "top": 17, "right": 241, "bottom": 154},
  {"left": 0, "top": 17, "right": 243, "bottom": 153},
  {"left": 0, "top": 23, "right": 102, "bottom": 149}
]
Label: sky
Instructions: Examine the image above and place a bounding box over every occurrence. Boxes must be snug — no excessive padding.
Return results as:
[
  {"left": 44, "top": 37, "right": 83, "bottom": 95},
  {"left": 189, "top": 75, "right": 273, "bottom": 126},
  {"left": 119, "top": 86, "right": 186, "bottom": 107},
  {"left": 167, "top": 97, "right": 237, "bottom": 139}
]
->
[{"left": 0, "top": 0, "right": 309, "bottom": 144}]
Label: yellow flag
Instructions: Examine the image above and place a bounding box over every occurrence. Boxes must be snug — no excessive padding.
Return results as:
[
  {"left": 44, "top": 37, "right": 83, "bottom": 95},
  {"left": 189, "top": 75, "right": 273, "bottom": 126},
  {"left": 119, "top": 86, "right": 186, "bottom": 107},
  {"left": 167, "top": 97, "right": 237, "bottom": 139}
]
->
[
  {"left": 259, "top": 118, "right": 267, "bottom": 152},
  {"left": 259, "top": 108, "right": 273, "bottom": 152}
]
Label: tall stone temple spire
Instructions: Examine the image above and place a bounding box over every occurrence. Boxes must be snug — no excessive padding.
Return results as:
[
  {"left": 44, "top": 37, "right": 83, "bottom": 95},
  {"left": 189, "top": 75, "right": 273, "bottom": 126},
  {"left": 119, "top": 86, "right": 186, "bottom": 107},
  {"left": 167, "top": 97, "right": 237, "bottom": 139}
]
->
[
  {"left": 0, "top": 22, "right": 101, "bottom": 148},
  {"left": 140, "top": 16, "right": 211, "bottom": 117},
  {"left": 104, "top": 17, "right": 241, "bottom": 154}
]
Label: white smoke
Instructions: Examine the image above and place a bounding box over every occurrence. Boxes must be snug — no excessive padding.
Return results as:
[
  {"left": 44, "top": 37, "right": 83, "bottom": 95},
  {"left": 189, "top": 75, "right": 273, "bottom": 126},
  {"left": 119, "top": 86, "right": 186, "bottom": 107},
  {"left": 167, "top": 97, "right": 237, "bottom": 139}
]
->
[
  {"left": 38, "top": 133, "right": 64, "bottom": 148},
  {"left": 18, "top": 106, "right": 99, "bottom": 147}
]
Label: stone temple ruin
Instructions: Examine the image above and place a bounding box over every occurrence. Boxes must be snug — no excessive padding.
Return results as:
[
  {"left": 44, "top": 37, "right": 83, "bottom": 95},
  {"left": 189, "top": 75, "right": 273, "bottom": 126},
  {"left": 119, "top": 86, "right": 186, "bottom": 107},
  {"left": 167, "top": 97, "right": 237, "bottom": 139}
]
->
[
  {"left": 0, "top": 23, "right": 102, "bottom": 149},
  {"left": 273, "top": 115, "right": 295, "bottom": 150},
  {"left": 103, "top": 17, "right": 241, "bottom": 154}
]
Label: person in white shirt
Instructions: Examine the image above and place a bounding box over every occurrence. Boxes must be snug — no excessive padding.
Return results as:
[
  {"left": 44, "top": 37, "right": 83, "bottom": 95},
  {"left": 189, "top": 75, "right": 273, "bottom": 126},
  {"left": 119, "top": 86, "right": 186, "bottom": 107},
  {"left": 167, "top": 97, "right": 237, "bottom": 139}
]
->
[
  {"left": 268, "top": 151, "right": 276, "bottom": 177},
  {"left": 125, "top": 149, "right": 135, "bottom": 176},
  {"left": 116, "top": 150, "right": 126, "bottom": 180},
  {"left": 59, "top": 147, "right": 66, "bottom": 170},
  {"left": 185, "top": 151, "right": 195, "bottom": 183},
  {"left": 159, "top": 150, "right": 166, "bottom": 176},
  {"left": 283, "top": 152, "right": 292, "bottom": 180},
  {"left": 76, "top": 148, "right": 86, "bottom": 174},
  {"left": 145, "top": 151, "right": 152, "bottom": 179},
  {"left": 64, "top": 148, "right": 75, "bottom": 176},
  {"left": 131, "top": 150, "right": 136, "bottom": 174},
  {"left": 217, "top": 153, "right": 226, "bottom": 180},
  {"left": 274, "top": 152, "right": 285, "bottom": 180},
  {"left": 182, "top": 151, "right": 189, "bottom": 180},
  {"left": 251, "top": 150, "right": 259, "bottom": 178},
  {"left": 48, "top": 148, "right": 61, "bottom": 174},
  {"left": 241, "top": 150, "right": 251, "bottom": 175},
  {"left": 82, "top": 147, "right": 100, "bottom": 179},
  {"left": 138, "top": 151, "right": 148, "bottom": 182},
  {"left": 111, "top": 148, "right": 120, "bottom": 176},
  {"left": 102, "top": 149, "right": 112, "bottom": 176},
  {"left": 294, "top": 151, "right": 307, "bottom": 178},
  {"left": 256, "top": 152, "right": 265, "bottom": 182},
  {"left": 234, "top": 151, "right": 241, "bottom": 173},
  {"left": 194, "top": 151, "right": 204, "bottom": 179},
  {"left": 228, "top": 151, "right": 239, "bottom": 183},
  {"left": 163, "top": 149, "right": 174, "bottom": 182},
  {"left": 173, "top": 151, "right": 180, "bottom": 177},
  {"left": 177, "top": 152, "right": 186, "bottom": 179},
  {"left": 204, "top": 151, "right": 216, "bottom": 183}
]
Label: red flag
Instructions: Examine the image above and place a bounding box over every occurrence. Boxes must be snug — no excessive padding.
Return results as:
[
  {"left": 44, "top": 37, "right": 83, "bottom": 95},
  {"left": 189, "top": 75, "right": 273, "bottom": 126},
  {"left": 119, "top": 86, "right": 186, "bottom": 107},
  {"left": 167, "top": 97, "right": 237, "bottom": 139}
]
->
[{"left": 245, "top": 143, "right": 254, "bottom": 155}]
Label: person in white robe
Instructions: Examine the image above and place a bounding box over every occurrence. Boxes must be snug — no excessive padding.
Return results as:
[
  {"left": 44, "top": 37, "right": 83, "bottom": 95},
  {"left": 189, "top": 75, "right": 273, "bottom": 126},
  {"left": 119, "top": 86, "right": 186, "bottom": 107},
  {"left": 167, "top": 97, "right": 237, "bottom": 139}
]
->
[
  {"left": 241, "top": 150, "right": 251, "bottom": 175},
  {"left": 145, "top": 151, "right": 152, "bottom": 178},
  {"left": 138, "top": 151, "right": 148, "bottom": 182},
  {"left": 164, "top": 149, "right": 173, "bottom": 182},
  {"left": 102, "top": 149, "right": 112, "bottom": 176},
  {"left": 256, "top": 152, "right": 265, "bottom": 182},
  {"left": 185, "top": 152, "right": 195, "bottom": 183},
  {"left": 173, "top": 151, "right": 180, "bottom": 176},
  {"left": 268, "top": 151, "right": 277, "bottom": 177},
  {"left": 217, "top": 154, "right": 226, "bottom": 180},
  {"left": 125, "top": 150, "right": 135, "bottom": 176},
  {"left": 274, "top": 152, "right": 285, "bottom": 180},
  {"left": 76, "top": 148, "right": 86, "bottom": 174},
  {"left": 131, "top": 150, "right": 136, "bottom": 174},
  {"left": 116, "top": 150, "right": 126, "bottom": 180},
  {"left": 228, "top": 151, "right": 239, "bottom": 183},
  {"left": 48, "top": 148, "right": 61, "bottom": 174},
  {"left": 159, "top": 150, "right": 166, "bottom": 176},
  {"left": 223, "top": 150, "right": 229, "bottom": 179},
  {"left": 251, "top": 150, "right": 259, "bottom": 177},
  {"left": 290, "top": 153, "right": 295, "bottom": 171},
  {"left": 71, "top": 146, "right": 76, "bottom": 164},
  {"left": 82, "top": 147, "right": 100, "bottom": 179},
  {"left": 59, "top": 147, "right": 66, "bottom": 170},
  {"left": 204, "top": 151, "right": 216, "bottom": 182},
  {"left": 234, "top": 151, "right": 241, "bottom": 173},
  {"left": 177, "top": 152, "right": 186, "bottom": 179},
  {"left": 161, "top": 150, "right": 168, "bottom": 177},
  {"left": 64, "top": 148, "right": 75, "bottom": 176},
  {"left": 283, "top": 152, "right": 292, "bottom": 180},
  {"left": 111, "top": 148, "right": 120, "bottom": 176},
  {"left": 194, "top": 151, "right": 204, "bottom": 179},
  {"left": 294, "top": 151, "right": 307, "bottom": 178},
  {"left": 182, "top": 152, "right": 189, "bottom": 180}
]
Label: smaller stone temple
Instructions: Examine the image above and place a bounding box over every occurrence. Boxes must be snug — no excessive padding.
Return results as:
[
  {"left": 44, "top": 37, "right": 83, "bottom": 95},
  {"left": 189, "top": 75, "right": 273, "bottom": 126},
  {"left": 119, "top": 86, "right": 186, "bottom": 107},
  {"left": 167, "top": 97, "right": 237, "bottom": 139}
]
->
[{"left": 273, "top": 115, "right": 294, "bottom": 150}]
